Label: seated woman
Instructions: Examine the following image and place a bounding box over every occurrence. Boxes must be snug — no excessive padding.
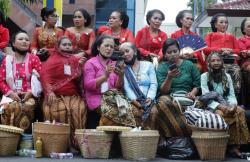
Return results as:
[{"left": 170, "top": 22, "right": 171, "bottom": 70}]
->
[
  {"left": 156, "top": 38, "right": 200, "bottom": 137},
  {"left": 0, "top": 31, "right": 41, "bottom": 132},
  {"left": 40, "top": 36, "right": 87, "bottom": 148},
  {"left": 120, "top": 42, "right": 158, "bottom": 129},
  {"left": 201, "top": 52, "right": 249, "bottom": 158},
  {"left": 83, "top": 35, "right": 124, "bottom": 129}
]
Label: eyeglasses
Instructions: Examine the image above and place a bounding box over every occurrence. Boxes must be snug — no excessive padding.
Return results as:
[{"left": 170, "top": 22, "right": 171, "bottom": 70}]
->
[{"left": 49, "top": 14, "right": 59, "bottom": 18}]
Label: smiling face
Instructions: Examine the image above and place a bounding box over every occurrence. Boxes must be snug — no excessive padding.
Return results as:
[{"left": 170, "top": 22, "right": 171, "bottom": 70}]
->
[
  {"left": 215, "top": 16, "right": 228, "bottom": 33},
  {"left": 13, "top": 32, "right": 30, "bottom": 51},
  {"left": 73, "top": 11, "right": 85, "bottom": 27},
  {"left": 59, "top": 38, "right": 73, "bottom": 53},
  {"left": 149, "top": 12, "right": 163, "bottom": 29},
  {"left": 244, "top": 19, "right": 250, "bottom": 37},
  {"left": 120, "top": 44, "right": 135, "bottom": 62},
  {"left": 180, "top": 12, "right": 193, "bottom": 29},
  {"left": 98, "top": 38, "right": 114, "bottom": 58},
  {"left": 108, "top": 11, "right": 122, "bottom": 28}
]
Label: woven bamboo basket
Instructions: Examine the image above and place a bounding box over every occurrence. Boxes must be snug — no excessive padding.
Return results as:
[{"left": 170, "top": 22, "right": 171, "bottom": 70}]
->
[
  {"left": 119, "top": 130, "right": 159, "bottom": 160},
  {"left": 0, "top": 125, "right": 24, "bottom": 156},
  {"left": 33, "top": 122, "right": 70, "bottom": 157},
  {"left": 75, "top": 129, "right": 113, "bottom": 159},
  {"left": 190, "top": 125, "right": 229, "bottom": 160}
]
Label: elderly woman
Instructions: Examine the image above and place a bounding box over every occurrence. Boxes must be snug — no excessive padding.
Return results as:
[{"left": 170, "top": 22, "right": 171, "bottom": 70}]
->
[
  {"left": 31, "top": 7, "right": 64, "bottom": 60},
  {"left": 102, "top": 10, "right": 135, "bottom": 44},
  {"left": 83, "top": 35, "right": 124, "bottom": 129},
  {"left": 40, "top": 36, "right": 87, "bottom": 148},
  {"left": 204, "top": 13, "right": 241, "bottom": 95},
  {"left": 156, "top": 38, "right": 200, "bottom": 137},
  {"left": 171, "top": 10, "right": 206, "bottom": 72},
  {"left": 135, "top": 9, "right": 167, "bottom": 61},
  {"left": 200, "top": 52, "right": 249, "bottom": 158},
  {"left": 0, "top": 31, "right": 41, "bottom": 132},
  {"left": 120, "top": 42, "right": 158, "bottom": 129},
  {"left": 64, "top": 8, "right": 95, "bottom": 57}
]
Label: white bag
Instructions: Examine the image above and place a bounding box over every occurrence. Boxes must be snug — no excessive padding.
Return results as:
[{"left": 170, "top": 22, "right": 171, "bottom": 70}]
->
[{"left": 31, "top": 70, "right": 42, "bottom": 97}]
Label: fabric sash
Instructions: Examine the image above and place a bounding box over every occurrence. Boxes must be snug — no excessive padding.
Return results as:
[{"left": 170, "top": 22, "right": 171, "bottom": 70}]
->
[
  {"left": 6, "top": 54, "right": 30, "bottom": 91},
  {"left": 124, "top": 66, "right": 152, "bottom": 121}
]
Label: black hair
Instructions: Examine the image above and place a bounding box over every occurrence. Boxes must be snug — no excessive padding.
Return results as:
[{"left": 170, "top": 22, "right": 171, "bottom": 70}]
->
[
  {"left": 111, "top": 10, "right": 129, "bottom": 29},
  {"left": 175, "top": 10, "right": 192, "bottom": 28},
  {"left": 146, "top": 9, "right": 165, "bottom": 25},
  {"left": 162, "top": 38, "right": 180, "bottom": 56},
  {"left": 11, "top": 31, "right": 28, "bottom": 51},
  {"left": 0, "top": 11, "right": 4, "bottom": 24},
  {"left": 91, "top": 35, "right": 114, "bottom": 56},
  {"left": 240, "top": 18, "right": 250, "bottom": 35},
  {"left": 210, "top": 13, "right": 227, "bottom": 32},
  {"left": 74, "top": 8, "right": 91, "bottom": 27},
  {"left": 41, "top": 7, "right": 56, "bottom": 21}
]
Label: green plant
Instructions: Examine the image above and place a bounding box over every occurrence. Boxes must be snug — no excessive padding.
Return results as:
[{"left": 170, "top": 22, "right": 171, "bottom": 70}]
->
[{"left": 0, "top": 0, "right": 11, "bottom": 19}]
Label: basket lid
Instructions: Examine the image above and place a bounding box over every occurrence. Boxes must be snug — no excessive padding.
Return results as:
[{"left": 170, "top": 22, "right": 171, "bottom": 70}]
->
[
  {"left": 96, "top": 126, "right": 132, "bottom": 132},
  {"left": 0, "top": 124, "right": 24, "bottom": 134}
]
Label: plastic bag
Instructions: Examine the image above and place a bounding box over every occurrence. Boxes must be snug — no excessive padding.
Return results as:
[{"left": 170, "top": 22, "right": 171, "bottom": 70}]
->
[
  {"left": 157, "top": 137, "right": 196, "bottom": 160},
  {"left": 31, "top": 70, "right": 42, "bottom": 97}
]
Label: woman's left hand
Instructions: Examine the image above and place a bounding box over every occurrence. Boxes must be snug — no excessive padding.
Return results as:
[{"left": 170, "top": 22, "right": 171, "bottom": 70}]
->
[
  {"left": 145, "top": 98, "right": 152, "bottom": 106},
  {"left": 22, "top": 92, "right": 33, "bottom": 102},
  {"left": 78, "top": 56, "right": 88, "bottom": 65}
]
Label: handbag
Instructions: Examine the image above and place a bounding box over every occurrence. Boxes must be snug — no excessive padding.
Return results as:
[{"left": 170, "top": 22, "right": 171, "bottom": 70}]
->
[
  {"left": 37, "top": 49, "right": 49, "bottom": 62},
  {"left": 170, "top": 91, "right": 194, "bottom": 107}
]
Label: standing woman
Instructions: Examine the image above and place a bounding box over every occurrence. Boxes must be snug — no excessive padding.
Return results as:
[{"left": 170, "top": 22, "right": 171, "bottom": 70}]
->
[
  {"left": 0, "top": 11, "right": 9, "bottom": 52},
  {"left": 83, "top": 35, "right": 124, "bottom": 128},
  {"left": 135, "top": 9, "right": 167, "bottom": 61},
  {"left": 64, "top": 9, "right": 95, "bottom": 57},
  {"left": 171, "top": 10, "right": 206, "bottom": 72},
  {"left": 0, "top": 31, "right": 41, "bottom": 132},
  {"left": 204, "top": 13, "right": 241, "bottom": 95},
  {"left": 102, "top": 10, "right": 134, "bottom": 44},
  {"left": 238, "top": 18, "right": 250, "bottom": 71},
  {"left": 31, "top": 7, "right": 64, "bottom": 58}
]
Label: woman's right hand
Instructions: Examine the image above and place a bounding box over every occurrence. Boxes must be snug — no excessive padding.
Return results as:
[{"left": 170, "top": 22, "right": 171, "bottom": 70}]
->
[
  {"left": 47, "top": 92, "right": 56, "bottom": 106},
  {"left": 167, "top": 69, "right": 181, "bottom": 80},
  {"left": 8, "top": 92, "right": 21, "bottom": 102}
]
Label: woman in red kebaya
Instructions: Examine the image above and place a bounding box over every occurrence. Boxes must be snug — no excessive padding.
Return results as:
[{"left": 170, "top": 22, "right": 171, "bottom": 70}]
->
[
  {"left": 171, "top": 10, "right": 206, "bottom": 72},
  {"left": 135, "top": 9, "right": 167, "bottom": 61},
  {"left": 64, "top": 8, "right": 95, "bottom": 57},
  {"left": 31, "top": 8, "right": 64, "bottom": 58},
  {"left": 102, "top": 10, "right": 134, "bottom": 47},
  {"left": 204, "top": 13, "right": 241, "bottom": 95},
  {"left": 238, "top": 18, "right": 250, "bottom": 71}
]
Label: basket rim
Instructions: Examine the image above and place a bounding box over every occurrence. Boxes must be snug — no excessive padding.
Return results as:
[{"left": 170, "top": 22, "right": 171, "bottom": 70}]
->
[{"left": 189, "top": 125, "right": 228, "bottom": 132}]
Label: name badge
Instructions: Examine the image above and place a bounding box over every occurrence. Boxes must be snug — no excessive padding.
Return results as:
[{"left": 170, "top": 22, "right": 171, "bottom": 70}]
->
[
  {"left": 64, "top": 64, "right": 71, "bottom": 75},
  {"left": 15, "top": 79, "right": 23, "bottom": 90},
  {"left": 101, "top": 82, "right": 108, "bottom": 93}
]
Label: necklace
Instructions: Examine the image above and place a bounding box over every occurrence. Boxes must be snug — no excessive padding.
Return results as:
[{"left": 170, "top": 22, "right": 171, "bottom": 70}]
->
[{"left": 132, "top": 62, "right": 141, "bottom": 82}]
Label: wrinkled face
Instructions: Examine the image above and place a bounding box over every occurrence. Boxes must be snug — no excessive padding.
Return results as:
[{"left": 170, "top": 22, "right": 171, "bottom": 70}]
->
[
  {"left": 165, "top": 44, "right": 180, "bottom": 63},
  {"left": 59, "top": 38, "right": 73, "bottom": 52},
  {"left": 244, "top": 20, "right": 250, "bottom": 37},
  {"left": 73, "top": 11, "right": 85, "bottom": 27},
  {"left": 46, "top": 11, "right": 58, "bottom": 26},
  {"left": 120, "top": 44, "right": 135, "bottom": 62},
  {"left": 209, "top": 54, "right": 222, "bottom": 70},
  {"left": 215, "top": 16, "right": 228, "bottom": 33},
  {"left": 149, "top": 12, "right": 163, "bottom": 29},
  {"left": 13, "top": 33, "right": 30, "bottom": 51},
  {"left": 98, "top": 38, "right": 114, "bottom": 58},
  {"left": 180, "top": 12, "right": 193, "bottom": 29},
  {"left": 108, "top": 11, "right": 122, "bottom": 28}
]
